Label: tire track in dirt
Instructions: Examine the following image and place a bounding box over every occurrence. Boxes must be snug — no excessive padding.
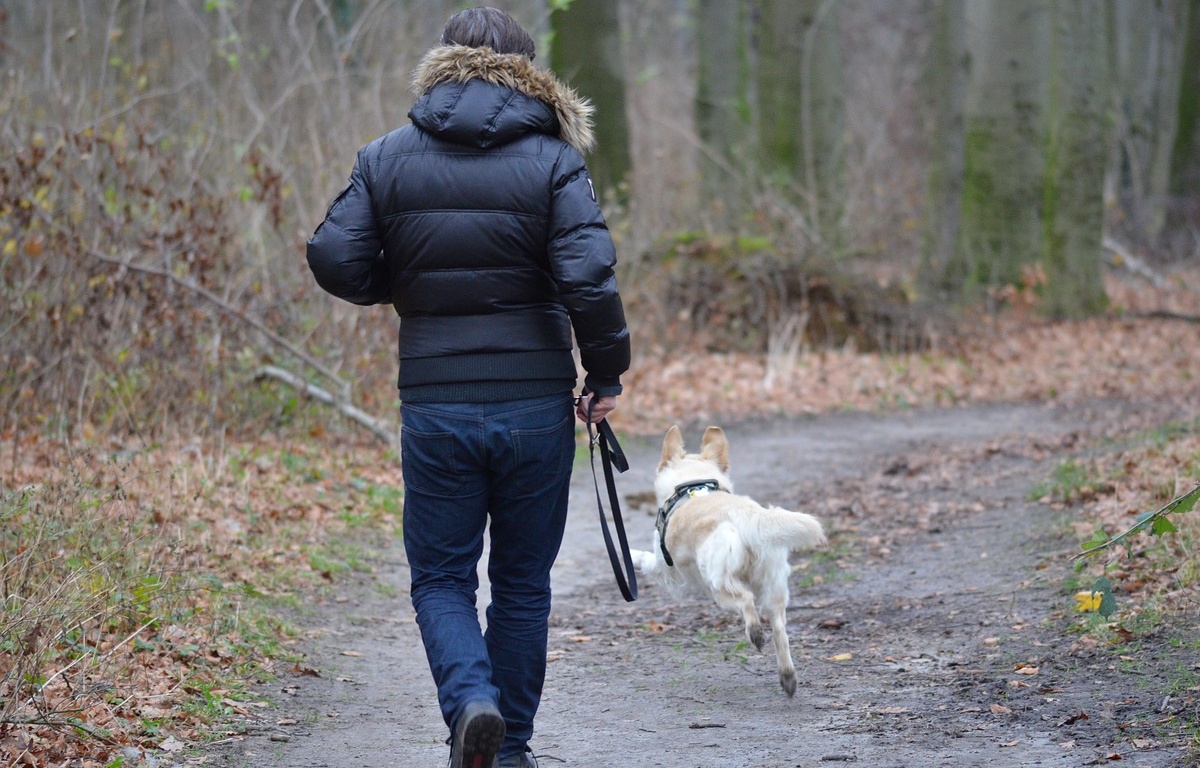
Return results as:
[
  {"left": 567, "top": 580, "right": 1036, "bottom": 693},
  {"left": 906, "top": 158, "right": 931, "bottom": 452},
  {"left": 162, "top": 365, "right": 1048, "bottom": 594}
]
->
[{"left": 205, "top": 401, "right": 1197, "bottom": 768}]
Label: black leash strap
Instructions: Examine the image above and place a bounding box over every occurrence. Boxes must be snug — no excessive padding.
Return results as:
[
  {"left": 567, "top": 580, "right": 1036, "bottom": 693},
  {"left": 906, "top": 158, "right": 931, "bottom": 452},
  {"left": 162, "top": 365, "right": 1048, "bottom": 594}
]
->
[{"left": 586, "top": 398, "right": 637, "bottom": 602}]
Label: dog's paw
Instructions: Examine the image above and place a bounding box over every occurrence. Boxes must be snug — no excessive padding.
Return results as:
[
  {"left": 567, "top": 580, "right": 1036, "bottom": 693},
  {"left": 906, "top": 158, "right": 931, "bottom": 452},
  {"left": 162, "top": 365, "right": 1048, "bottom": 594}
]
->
[
  {"left": 780, "top": 670, "right": 797, "bottom": 698},
  {"left": 630, "top": 549, "right": 657, "bottom": 574},
  {"left": 748, "top": 625, "right": 765, "bottom": 652}
]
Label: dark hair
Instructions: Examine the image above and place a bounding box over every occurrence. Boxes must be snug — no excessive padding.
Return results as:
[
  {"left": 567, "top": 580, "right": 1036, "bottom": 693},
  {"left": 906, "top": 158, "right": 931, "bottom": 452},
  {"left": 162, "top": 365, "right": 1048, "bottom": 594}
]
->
[{"left": 440, "top": 7, "right": 535, "bottom": 60}]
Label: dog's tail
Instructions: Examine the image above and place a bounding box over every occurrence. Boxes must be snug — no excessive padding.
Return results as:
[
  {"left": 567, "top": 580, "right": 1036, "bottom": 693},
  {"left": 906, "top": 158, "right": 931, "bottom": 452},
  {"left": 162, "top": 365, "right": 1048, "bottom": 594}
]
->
[{"left": 754, "top": 506, "right": 827, "bottom": 551}]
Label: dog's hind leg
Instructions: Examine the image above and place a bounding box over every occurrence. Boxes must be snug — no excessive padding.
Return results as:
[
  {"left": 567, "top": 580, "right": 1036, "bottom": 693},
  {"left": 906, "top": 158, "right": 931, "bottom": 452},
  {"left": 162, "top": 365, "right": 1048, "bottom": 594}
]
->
[
  {"left": 700, "top": 528, "right": 764, "bottom": 650},
  {"left": 709, "top": 581, "right": 764, "bottom": 650},
  {"left": 768, "top": 603, "right": 796, "bottom": 697}
]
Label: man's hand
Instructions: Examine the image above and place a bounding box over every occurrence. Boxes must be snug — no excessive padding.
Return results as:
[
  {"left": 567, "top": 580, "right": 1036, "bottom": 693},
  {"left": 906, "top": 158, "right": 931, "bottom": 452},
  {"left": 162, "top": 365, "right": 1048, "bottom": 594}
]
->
[{"left": 576, "top": 393, "right": 617, "bottom": 424}]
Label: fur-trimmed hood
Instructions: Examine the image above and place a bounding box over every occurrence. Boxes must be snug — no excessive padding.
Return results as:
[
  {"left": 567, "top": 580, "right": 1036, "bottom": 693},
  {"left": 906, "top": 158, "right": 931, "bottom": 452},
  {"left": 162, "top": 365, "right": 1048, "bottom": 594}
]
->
[{"left": 410, "top": 44, "right": 595, "bottom": 154}]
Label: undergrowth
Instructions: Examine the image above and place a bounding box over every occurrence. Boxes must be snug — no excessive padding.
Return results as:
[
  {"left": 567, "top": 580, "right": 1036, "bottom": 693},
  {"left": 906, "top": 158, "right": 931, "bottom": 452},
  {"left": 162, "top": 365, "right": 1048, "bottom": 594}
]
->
[{"left": 0, "top": 437, "right": 403, "bottom": 764}]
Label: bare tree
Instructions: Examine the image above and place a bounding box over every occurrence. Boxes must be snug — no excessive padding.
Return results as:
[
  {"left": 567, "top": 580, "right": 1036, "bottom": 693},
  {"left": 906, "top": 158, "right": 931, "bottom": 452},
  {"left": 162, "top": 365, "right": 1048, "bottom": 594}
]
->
[
  {"left": 550, "top": 0, "right": 632, "bottom": 202},
  {"left": 1041, "top": 0, "right": 1110, "bottom": 318},
  {"left": 755, "top": 0, "right": 846, "bottom": 247}
]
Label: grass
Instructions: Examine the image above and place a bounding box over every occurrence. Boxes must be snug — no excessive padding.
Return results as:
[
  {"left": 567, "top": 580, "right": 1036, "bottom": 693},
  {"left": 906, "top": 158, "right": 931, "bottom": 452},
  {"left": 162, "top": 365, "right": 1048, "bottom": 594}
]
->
[
  {"left": 0, "top": 434, "right": 403, "bottom": 764},
  {"left": 1030, "top": 458, "right": 1100, "bottom": 503}
]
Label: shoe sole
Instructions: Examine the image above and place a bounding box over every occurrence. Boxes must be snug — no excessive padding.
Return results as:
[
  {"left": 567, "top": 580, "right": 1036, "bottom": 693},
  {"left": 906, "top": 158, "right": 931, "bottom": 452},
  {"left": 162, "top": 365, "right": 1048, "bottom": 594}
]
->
[{"left": 454, "top": 705, "right": 505, "bottom": 768}]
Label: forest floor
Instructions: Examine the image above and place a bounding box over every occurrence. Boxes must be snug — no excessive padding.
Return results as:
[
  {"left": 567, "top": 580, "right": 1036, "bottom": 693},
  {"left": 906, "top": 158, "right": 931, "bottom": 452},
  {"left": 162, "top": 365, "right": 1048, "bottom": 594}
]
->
[
  {"left": 198, "top": 397, "right": 1200, "bottom": 768},
  {"left": 194, "top": 271, "right": 1200, "bottom": 768},
  {"left": 5, "top": 272, "right": 1200, "bottom": 768}
]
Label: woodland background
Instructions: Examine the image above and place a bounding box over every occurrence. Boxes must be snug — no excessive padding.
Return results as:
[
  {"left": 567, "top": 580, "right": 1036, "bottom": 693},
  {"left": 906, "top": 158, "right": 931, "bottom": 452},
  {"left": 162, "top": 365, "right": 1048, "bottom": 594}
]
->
[
  {"left": 1, "top": 0, "right": 1197, "bottom": 439},
  {"left": 2, "top": 1, "right": 1200, "bottom": 766}
]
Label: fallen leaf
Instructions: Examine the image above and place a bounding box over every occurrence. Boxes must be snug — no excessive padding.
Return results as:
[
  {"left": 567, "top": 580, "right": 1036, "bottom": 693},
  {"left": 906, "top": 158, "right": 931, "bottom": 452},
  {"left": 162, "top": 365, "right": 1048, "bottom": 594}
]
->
[
  {"left": 827, "top": 652, "right": 853, "bottom": 662},
  {"left": 1000, "top": 740, "right": 1020, "bottom": 747},
  {"left": 1075, "top": 591, "right": 1103, "bottom": 612},
  {"left": 158, "top": 736, "right": 185, "bottom": 753},
  {"left": 990, "top": 703, "right": 1012, "bottom": 714},
  {"left": 875, "top": 707, "right": 909, "bottom": 714},
  {"left": 340, "top": 650, "right": 362, "bottom": 657},
  {"left": 1014, "top": 664, "right": 1039, "bottom": 675}
]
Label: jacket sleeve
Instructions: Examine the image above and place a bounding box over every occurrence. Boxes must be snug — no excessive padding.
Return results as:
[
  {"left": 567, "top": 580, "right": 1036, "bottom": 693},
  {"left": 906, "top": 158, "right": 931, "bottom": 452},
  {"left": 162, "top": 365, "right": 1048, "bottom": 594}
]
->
[
  {"left": 547, "top": 146, "right": 631, "bottom": 396},
  {"left": 306, "top": 150, "right": 390, "bottom": 306}
]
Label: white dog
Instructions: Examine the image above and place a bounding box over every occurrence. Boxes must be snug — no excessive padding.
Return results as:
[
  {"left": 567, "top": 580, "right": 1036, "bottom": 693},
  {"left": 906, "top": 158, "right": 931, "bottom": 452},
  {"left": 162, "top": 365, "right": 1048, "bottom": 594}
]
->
[{"left": 631, "top": 425, "right": 827, "bottom": 696}]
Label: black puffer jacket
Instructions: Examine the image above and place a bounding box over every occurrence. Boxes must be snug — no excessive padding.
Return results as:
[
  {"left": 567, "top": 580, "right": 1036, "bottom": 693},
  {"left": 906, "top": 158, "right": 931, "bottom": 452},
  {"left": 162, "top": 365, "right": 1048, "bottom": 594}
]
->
[{"left": 306, "top": 45, "right": 630, "bottom": 402}]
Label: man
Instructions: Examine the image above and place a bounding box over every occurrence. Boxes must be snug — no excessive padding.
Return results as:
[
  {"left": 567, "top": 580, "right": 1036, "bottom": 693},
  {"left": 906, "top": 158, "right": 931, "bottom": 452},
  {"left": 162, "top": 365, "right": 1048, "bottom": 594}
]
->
[{"left": 305, "top": 7, "right": 630, "bottom": 767}]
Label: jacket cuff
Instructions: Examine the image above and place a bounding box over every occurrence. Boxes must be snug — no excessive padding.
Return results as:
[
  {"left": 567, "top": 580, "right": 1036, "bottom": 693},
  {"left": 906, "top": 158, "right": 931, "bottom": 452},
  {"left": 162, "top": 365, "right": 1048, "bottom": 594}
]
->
[{"left": 583, "top": 374, "right": 622, "bottom": 398}]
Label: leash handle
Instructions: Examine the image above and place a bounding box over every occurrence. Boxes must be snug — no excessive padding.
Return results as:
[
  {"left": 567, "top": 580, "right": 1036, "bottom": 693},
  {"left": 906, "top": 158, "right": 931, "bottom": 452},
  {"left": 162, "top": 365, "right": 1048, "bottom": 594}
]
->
[{"left": 586, "top": 397, "right": 637, "bottom": 602}]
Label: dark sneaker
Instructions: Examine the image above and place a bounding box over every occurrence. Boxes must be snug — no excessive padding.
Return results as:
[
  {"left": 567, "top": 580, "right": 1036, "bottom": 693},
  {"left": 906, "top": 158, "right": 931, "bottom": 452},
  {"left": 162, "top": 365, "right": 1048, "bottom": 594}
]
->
[
  {"left": 449, "top": 701, "right": 505, "bottom": 768},
  {"left": 496, "top": 748, "right": 537, "bottom": 768}
]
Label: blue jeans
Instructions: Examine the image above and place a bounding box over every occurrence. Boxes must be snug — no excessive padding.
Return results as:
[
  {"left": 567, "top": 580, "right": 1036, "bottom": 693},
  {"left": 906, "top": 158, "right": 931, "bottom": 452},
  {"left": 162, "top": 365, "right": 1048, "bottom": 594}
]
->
[{"left": 400, "top": 393, "right": 575, "bottom": 759}]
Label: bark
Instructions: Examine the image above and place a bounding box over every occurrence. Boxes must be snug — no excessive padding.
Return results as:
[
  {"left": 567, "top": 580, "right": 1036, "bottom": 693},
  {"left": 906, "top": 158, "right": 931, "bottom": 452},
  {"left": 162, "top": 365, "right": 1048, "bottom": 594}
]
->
[
  {"left": 1041, "top": 0, "right": 1110, "bottom": 318},
  {"left": 951, "top": 0, "right": 1049, "bottom": 303},
  {"left": 550, "top": 0, "right": 632, "bottom": 202},
  {"left": 1109, "top": 0, "right": 1191, "bottom": 244},
  {"left": 918, "top": 0, "right": 967, "bottom": 303},
  {"left": 1169, "top": 0, "right": 1200, "bottom": 209},
  {"left": 695, "top": 0, "right": 750, "bottom": 229},
  {"left": 755, "top": 0, "right": 846, "bottom": 245}
]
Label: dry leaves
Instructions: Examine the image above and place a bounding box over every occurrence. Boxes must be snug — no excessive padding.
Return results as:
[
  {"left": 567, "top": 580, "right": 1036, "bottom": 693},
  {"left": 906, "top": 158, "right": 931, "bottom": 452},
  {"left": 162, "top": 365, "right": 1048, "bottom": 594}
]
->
[{"left": 3, "top": 271, "right": 1199, "bottom": 766}]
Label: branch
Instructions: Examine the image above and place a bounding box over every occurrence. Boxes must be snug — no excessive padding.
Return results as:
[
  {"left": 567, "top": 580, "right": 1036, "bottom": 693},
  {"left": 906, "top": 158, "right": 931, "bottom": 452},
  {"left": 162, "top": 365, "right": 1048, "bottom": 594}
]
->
[
  {"left": 1124, "top": 310, "right": 1200, "bottom": 325},
  {"left": 253, "top": 365, "right": 397, "bottom": 449},
  {"left": 33, "top": 206, "right": 350, "bottom": 397},
  {"left": 1072, "top": 483, "right": 1200, "bottom": 563},
  {"left": 1102, "top": 235, "right": 1167, "bottom": 288}
]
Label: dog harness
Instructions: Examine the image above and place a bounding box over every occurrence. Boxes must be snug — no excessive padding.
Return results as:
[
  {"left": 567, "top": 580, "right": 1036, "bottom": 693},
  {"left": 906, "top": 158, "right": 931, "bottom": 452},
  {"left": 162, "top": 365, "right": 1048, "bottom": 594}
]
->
[{"left": 656, "top": 480, "right": 725, "bottom": 567}]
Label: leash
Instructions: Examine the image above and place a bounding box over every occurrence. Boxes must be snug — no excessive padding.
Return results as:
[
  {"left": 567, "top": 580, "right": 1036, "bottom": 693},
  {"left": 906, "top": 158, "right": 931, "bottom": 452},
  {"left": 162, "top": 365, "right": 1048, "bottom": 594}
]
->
[{"left": 584, "top": 396, "right": 637, "bottom": 602}]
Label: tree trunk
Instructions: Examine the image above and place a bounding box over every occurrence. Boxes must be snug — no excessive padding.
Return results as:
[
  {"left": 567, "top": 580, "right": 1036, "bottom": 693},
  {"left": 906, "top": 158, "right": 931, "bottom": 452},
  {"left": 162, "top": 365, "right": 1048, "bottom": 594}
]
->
[
  {"left": 951, "top": 0, "right": 1049, "bottom": 304},
  {"left": 550, "top": 0, "right": 631, "bottom": 203},
  {"left": 755, "top": 0, "right": 846, "bottom": 246},
  {"left": 918, "top": 0, "right": 967, "bottom": 303},
  {"left": 695, "top": 0, "right": 750, "bottom": 230},
  {"left": 1109, "top": 0, "right": 1191, "bottom": 246},
  {"left": 1169, "top": 0, "right": 1200, "bottom": 223},
  {"left": 1041, "top": 0, "right": 1110, "bottom": 318}
]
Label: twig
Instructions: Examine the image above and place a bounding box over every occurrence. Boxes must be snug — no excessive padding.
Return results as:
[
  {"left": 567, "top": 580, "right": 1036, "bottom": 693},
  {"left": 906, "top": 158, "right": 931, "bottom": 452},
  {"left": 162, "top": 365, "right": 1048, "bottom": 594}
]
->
[
  {"left": 1124, "top": 310, "right": 1200, "bottom": 325},
  {"left": 1072, "top": 483, "right": 1200, "bottom": 562},
  {"left": 19, "top": 618, "right": 157, "bottom": 715},
  {"left": 32, "top": 206, "right": 348, "bottom": 396},
  {"left": 254, "top": 365, "right": 398, "bottom": 449},
  {"left": 1102, "top": 235, "right": 1167, "bottom": 288}
]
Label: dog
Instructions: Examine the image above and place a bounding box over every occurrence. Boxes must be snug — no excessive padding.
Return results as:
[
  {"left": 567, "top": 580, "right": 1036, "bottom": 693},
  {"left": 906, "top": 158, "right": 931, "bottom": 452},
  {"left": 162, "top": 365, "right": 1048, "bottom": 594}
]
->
[{"left": 630, "top": 425, "right": 827, "bottom": 697}]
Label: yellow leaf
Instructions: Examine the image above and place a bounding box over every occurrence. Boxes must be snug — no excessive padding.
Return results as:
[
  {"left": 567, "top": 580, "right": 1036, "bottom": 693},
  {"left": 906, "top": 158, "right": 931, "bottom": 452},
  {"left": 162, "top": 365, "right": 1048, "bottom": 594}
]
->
[
  {"left": 827, "top": 652, "right": 853, "bottom": 662},
  {"left": 2, "top": 240, "right": 15, "bottom": 257},
  {"left": 1074, "top": 591, "right": 1102, "bottom": 612}
]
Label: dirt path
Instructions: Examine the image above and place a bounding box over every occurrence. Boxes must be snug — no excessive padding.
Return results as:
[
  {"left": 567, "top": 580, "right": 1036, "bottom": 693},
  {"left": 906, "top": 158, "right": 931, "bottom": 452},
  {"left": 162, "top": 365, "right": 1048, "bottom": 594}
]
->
[{"left": 205, "top": 401, "right": 1199, "bottom": 768}]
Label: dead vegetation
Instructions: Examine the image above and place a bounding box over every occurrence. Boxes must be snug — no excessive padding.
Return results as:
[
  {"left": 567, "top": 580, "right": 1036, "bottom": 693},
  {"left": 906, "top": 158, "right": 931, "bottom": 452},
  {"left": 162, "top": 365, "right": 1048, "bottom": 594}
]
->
[{"left": 1, "top": 3, "right": 1198, "bottom": 764}]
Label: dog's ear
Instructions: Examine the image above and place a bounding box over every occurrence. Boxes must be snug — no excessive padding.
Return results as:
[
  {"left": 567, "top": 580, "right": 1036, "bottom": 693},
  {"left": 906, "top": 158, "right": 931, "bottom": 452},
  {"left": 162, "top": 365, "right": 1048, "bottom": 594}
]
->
[
  {"left": 659, "top": 425, "right": 685, "bottom": 471},
  {"left": 699, "top": 426, "right": 729, "bottom": 473}
]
